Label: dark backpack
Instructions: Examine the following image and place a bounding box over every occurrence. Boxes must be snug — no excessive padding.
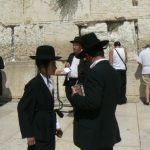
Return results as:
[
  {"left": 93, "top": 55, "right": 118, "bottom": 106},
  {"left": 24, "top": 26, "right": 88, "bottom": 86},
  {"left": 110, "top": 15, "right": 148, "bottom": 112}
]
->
[{"left": 0, "top": 56, "right": 4, "bottom": 69}]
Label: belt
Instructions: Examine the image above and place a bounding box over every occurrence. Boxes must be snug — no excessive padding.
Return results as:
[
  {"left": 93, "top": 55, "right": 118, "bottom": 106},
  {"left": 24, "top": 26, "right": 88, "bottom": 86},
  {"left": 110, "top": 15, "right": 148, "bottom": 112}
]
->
[
  {"left": 35, "top": 109, "right": 54, "bottom": 113},
  {"left": 69, "top": 78, "right": 78, "bottom": 81}
]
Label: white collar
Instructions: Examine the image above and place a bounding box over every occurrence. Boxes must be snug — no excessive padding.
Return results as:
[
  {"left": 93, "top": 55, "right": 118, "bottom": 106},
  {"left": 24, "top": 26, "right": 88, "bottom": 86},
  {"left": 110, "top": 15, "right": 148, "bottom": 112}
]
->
[
  {"left": 40, "top": 73, "right": 50, "bottom": 85},
  {"left": 90, "top": 58, "right": 107, "bottom": 69}
]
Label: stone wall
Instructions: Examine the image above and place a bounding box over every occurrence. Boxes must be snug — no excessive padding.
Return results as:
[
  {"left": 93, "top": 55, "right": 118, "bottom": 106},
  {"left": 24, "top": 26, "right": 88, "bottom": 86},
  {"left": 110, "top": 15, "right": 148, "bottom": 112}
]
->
[{"left": 0, "top": 0, "right": 150, "bottom": 101}]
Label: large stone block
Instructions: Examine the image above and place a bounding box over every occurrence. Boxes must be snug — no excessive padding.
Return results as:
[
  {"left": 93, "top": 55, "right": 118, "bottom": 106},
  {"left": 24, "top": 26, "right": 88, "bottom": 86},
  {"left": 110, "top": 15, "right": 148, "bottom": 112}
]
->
[
  {"left": 14, "top": 22, "right": 78, "bottom": 61},
  {"left": 14, "top": 25, "right": 39, "bottom": 61},
  {"left": 0, "top": 0, "right": 23, "bottom": 24},
  {"left": 138, "top": 19, "right": 150, "bottom": 49},
  {"left": 1, "top": 61, "right": 67, "bottom": 101},
  {"left": 81, "top": 21, "right": 138, "bottom": 60},
  {"left": 0, "top": 26, "right": 12, "bottom": 61},
  {"left": 2, "top": 62, "right": 36, "bottom": 99}
]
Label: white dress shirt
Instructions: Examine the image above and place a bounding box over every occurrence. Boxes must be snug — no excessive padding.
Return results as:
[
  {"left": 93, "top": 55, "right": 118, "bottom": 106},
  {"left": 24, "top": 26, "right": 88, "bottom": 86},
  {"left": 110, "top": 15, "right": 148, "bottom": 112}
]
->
[{"left": 40, "top": 73, "right": 61, "bottom": 129}]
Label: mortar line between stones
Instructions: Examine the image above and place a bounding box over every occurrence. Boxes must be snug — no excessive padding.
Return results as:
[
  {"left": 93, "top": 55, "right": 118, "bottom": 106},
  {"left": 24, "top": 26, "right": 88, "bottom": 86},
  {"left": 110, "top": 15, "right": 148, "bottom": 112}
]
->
[{"left": 136, "top": 103, "right": 142, "bottom": 150}]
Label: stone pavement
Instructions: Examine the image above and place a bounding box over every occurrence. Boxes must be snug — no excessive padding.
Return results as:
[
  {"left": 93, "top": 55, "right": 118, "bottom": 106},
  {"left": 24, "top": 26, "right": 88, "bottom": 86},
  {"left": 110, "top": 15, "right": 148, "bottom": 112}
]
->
[{"left": 0, "top": 101, "right": 150, "bottom": 150}]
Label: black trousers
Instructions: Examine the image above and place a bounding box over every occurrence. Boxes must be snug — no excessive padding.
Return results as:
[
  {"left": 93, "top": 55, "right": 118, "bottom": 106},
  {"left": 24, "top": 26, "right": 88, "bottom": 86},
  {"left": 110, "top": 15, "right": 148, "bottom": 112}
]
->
[
  {"left": 81, "top": 147, "right": 113, "bottom": 150},
  {"left": 117, "top": 69, "right": 127, "bottom": 104},
  {"left": 27, "top": 139, "right": 55, "bottom": 150},
  {"left": 65, "top": 78, "right": 78, "bottom": 104},
  {"left": 0, "top": 70, "right": 2, "bottom": 96},
  {"left": 65, "top": 85, "right": 72, "bottom": 104}
]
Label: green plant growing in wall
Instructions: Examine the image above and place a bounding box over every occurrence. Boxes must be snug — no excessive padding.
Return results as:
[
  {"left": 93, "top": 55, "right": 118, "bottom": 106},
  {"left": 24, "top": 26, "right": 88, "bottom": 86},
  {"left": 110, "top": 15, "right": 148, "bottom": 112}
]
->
[{"left": 55, "top": 0, "right": 80, "bottom": 19}]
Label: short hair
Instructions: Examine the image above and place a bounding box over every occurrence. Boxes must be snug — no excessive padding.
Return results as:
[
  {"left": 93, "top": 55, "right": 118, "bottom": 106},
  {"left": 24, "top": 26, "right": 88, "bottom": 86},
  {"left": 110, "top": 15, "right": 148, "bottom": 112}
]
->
[
  {"left": 145, "top": 44, "right": 150, "bottom": 48},
  {"left": 114, "top": 41, "right": 121, "bottom": 47},
  {"left": 88, "top": 49, "right": 104, "bottom": 57}
]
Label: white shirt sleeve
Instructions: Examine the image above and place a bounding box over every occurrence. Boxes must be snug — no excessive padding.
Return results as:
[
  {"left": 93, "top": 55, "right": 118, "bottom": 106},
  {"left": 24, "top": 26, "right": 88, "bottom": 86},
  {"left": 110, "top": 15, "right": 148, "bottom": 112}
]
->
[{"left": 56, "top": 117, "right": 61, "bottom": 129}]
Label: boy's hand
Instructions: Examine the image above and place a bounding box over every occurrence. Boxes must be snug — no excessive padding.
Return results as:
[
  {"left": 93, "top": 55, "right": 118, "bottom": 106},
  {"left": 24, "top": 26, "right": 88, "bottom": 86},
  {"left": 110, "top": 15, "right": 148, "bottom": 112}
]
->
[
  {"left": 27, "top": 137, "right": 36, "bottom": 145},
  {"left": 56, "top": 128, "right": 63, "bottom": 138}
]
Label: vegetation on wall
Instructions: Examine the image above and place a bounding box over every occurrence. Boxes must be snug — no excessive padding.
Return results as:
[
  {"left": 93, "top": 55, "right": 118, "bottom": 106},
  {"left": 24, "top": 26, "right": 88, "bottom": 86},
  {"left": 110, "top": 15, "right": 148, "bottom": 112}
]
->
[{"left": 55, "top": 0, "right": 80, "bottom": 19}]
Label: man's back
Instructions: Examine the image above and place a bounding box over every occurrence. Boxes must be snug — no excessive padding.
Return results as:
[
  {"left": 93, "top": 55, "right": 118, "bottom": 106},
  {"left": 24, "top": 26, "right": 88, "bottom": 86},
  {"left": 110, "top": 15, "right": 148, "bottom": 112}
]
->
[
  {"left": 138, "top": 47, "right": 150, "bottom": 74},
  {"left": 72, "top": 60, "right": 121, "bottom": 149}
]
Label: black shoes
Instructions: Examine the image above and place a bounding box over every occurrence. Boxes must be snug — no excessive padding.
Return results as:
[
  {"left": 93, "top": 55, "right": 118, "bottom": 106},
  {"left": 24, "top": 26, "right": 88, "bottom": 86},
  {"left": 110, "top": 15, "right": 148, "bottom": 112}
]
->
[{"left": 143, "top": 101, "right": 150, "bottom": 105}]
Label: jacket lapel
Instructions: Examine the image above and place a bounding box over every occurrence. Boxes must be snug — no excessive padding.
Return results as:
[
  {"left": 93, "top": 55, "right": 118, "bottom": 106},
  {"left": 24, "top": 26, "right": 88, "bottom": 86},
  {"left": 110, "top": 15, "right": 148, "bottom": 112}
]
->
[{"left": 36, "top": 74, "right": 54, "bottom": 100}]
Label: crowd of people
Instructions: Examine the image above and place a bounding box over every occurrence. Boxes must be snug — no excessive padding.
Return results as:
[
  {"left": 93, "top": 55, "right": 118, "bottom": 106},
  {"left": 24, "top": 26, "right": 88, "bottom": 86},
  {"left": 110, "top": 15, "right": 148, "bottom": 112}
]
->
[{"left": 0, "top": 32, "right": 148, "bottom": 150}]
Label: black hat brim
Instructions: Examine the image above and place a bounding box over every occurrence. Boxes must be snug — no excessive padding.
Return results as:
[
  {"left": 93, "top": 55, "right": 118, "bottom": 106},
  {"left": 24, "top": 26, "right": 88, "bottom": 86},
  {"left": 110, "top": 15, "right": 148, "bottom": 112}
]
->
[
  {"left": 98, "top": 40, "right": 109, "bottom": 48},
  {"left": 76, "top": 40, "right": 109, "bottom": 59},
  {"left": 70, "top": 40, "right": 81, "bottom": 44},
  {"left": 30, "top": 56, "right": 61, "bottom": 60}
]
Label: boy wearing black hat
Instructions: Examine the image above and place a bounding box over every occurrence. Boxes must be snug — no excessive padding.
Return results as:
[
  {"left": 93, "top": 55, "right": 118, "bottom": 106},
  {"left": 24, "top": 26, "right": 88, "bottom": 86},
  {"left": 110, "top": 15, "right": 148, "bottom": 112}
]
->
[
  {"left": 71, "top": 33, "right": 121, "bottom": 150},
  {"left": 17, "top": 45, "right": 62, "bottom": 150}
]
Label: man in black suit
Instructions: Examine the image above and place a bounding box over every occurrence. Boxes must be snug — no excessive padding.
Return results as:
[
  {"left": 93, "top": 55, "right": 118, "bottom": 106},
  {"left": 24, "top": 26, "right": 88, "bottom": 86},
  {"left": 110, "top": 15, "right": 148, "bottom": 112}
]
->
[
  {"left": 71, "top": 33, "right": 121, "bottom": 150},
  {"left": 17, "top": 45, "right": 62, "bottom": 150},
  {"left": 63, "top": 36, "right": 90, "bottom": 110}
]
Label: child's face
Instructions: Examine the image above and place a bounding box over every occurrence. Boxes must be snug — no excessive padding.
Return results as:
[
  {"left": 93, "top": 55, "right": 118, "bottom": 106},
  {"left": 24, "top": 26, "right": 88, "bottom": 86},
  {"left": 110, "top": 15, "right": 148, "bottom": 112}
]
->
[{"left": 47, "top": 61, "right": 57, "bottom": 76}]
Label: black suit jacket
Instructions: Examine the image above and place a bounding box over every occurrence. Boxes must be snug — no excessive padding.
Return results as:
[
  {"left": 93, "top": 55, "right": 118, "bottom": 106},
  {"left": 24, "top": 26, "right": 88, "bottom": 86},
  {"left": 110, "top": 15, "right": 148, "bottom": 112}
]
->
[
  {"left": 17, "top": 74, "right": 56, "bottom": 141},
  {"left": 71, "top": 60, "right": 121, "bottom": 149},
  {"left": 63, "top": 53, "right": 90, "bottom": 86}
]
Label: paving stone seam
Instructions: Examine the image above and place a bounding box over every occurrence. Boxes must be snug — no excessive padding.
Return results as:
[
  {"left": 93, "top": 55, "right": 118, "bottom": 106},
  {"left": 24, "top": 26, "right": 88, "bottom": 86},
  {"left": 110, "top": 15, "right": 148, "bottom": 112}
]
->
[{"left": 136, "top": 103, "right": 142, "bottom": 150}]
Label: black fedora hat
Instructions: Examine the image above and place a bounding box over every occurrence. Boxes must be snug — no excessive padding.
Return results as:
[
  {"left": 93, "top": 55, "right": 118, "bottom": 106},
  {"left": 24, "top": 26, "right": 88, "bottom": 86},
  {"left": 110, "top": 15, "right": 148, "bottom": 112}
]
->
[
  {"left": 30, "top": 45, "right": 61, "bottom": 60},
  {"left": 76, "top": 33, "right": 109, "bottom": 59},
  {"left": 70, "top": 36, "right": 82, "bottom": 44}
]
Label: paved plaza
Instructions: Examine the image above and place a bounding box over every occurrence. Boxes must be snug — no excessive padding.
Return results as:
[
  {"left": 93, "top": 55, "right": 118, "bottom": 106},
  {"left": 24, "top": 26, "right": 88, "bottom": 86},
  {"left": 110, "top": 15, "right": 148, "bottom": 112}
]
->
[{"left": 0, "top": 101, "right": 150, "bottom": 150}]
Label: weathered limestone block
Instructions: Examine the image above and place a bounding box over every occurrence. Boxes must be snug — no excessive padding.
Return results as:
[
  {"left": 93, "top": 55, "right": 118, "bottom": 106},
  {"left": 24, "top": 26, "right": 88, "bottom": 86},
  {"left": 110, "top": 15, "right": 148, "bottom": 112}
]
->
[
  {"left": 14, "top": 22, "right": 78, "bottom": 61},
  {"left": 14, "top": 25, "right": 39, "bottom": 61},
  {"left": 138, "top": 19, "right": 150, "bottom": 49},
  {"left": 71, "top": 0, "right": 91, "bottom": 20},
  {"left": 2, "top": 62, "right": 36, "bottom": 99},
  {"left": 81, "top": 21, "right": 138, "bottom": 60},
  {"left": 90, "top": 0, "right": 136, "bottom": 20},
  {"left": 81, "top": 23, "right": 108, "bottom": 39},
  {"left": 108, "top": 21, "right": 138, "bottom": 60},
  {"left": 23, "top": 0, "right": 91, "bottom": 22},
  {"left": 0, "top": 26, "right": 12, "bottom": 61},
  {"left": 0, "top": 0, "right": 23, "bottom": 24},
  {"left": 2, "top": 61, "right": 67, "bottom": 101},
  {"left": 38, "top": 22, "right": 78, "bottom": 58},
  {"left": 23, "top": 0, "right": 60, "bottom": 22}
]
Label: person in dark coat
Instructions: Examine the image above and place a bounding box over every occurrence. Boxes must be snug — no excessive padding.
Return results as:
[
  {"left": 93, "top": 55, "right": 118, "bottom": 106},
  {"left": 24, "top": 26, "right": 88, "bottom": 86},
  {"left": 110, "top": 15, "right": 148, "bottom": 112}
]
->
[
  {"left": 71, "top": 33, "right": 121, "bottom": 150},
  {"left": 0, "top": 56, "right": 4, "bottom": 96},
  {"left": 63, "top": 36, "right": 90, "bottom": 111},
  {"left": 17, "top": 45, "right": 62, "bottom": 150}
]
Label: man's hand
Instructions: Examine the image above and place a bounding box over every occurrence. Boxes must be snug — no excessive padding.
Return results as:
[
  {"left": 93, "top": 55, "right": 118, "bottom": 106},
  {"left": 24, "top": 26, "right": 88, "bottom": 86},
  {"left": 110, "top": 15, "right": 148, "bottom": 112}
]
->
[
  {"left": 65, "top": 62, "right": 70, "bottom": 68},
  {"left": 72, "top": 84, "right": 83, "bottom": 96},
  {"left": 27, "top": 137, "right": 36, "bottom": 146},
  {"left": 55, "top": 69, "right": 64, "bottom": 75}
]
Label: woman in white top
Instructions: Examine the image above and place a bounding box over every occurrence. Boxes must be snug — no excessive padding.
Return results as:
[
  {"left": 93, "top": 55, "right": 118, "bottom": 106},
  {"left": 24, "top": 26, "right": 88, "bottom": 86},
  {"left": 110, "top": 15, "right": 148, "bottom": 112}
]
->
[{"left": 109, "top": 41, "right": 128, "bottom": 104}]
